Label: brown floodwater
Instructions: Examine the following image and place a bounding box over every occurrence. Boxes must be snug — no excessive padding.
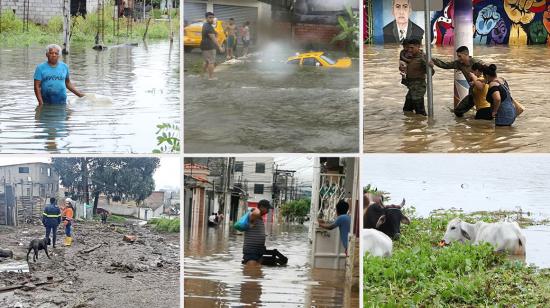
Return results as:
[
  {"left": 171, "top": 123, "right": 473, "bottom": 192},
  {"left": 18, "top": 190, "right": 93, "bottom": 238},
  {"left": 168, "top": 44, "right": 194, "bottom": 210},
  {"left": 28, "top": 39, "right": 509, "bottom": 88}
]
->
[
  {"left": 364, "top": 45, "right": 550, "bottom": 153},
  {"left": 184, "top": 223, "right": 358, "bottom": 307}
]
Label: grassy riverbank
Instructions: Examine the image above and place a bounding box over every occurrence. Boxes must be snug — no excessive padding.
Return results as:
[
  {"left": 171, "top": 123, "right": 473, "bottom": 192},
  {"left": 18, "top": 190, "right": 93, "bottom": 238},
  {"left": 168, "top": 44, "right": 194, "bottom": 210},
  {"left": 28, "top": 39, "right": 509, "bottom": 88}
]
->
[
  {"left": 0, "top": 7, "right": 178, "bottom": 47},
  {"left": 364, "top": 207, "right": 550, "bottom": 307}
]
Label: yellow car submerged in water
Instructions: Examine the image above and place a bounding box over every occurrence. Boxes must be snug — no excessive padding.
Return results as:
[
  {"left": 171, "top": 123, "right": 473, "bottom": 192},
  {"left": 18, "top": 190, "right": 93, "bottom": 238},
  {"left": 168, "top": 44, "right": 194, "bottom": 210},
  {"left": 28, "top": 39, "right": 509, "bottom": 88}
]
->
[
  {"left": 286, "top": 52, "right": 352, "bottom": 69},
  {"left": 184, "top": 19, "right": 226, "bottom": 53}
]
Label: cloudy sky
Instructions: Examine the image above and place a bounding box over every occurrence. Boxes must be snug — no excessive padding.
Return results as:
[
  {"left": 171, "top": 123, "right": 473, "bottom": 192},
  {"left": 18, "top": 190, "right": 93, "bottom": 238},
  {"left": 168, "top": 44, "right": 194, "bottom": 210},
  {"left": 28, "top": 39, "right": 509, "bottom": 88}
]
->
[{"left": 274, "top": 156, "right": 313, "bottom": 188}]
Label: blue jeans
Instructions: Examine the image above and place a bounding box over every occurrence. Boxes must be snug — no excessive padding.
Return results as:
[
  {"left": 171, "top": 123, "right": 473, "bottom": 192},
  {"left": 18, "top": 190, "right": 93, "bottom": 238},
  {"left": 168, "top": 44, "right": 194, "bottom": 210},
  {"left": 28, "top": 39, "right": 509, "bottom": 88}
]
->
[
  {"left": 45, "top": 225, "right": 58, "bottom": 246},
  {"left": 65, "top": 222, "right": 72, "bottom": 237}
]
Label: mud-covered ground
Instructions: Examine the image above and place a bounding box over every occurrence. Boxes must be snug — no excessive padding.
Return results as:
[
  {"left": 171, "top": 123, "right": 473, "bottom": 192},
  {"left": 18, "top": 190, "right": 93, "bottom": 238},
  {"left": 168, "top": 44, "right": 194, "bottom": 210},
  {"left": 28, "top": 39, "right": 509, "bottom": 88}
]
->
[{"left": 0, "top": 220, "right": 179, "bottom": 308}]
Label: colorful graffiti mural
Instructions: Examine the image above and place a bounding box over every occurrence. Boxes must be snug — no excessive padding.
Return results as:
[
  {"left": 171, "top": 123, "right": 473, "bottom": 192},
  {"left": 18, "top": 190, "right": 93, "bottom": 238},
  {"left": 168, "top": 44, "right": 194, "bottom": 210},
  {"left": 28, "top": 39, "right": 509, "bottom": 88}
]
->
[
  {"left": 432, "top": 0, "right": 550, "bottom": 45},
  {"left": 365, "top": 0, "right": 550, "bottom": 46}
]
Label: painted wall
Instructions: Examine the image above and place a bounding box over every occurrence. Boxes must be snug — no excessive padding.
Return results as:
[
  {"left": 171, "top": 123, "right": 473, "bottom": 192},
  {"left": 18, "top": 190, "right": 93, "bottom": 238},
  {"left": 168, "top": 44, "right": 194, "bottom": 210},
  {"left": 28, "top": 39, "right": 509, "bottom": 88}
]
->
[
  {"left": 432, "top": 0, "right": 550, "bottom": 45},
  {"left": 371, "top": 0, "right": 426, "bottom": 44},
  {"left": 366, "top": 0, "right": 550, "bottom": 46}
]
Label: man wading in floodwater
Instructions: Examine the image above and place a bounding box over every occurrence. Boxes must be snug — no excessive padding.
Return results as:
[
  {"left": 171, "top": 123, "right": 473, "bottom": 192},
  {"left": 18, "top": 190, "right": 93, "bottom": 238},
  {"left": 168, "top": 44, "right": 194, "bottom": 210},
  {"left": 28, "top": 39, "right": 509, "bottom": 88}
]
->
[
  {"left": 34, "top": 44, "right": 84, "bottom": 105},
  {"left": 242, "top": 200, "right": 271, "bottom": 266},
  {"left": 201, "top": 12, "right": 225, "bottom": 80},
  {"left": 241, "top": 200, "right": 288, "bottom": 266}
]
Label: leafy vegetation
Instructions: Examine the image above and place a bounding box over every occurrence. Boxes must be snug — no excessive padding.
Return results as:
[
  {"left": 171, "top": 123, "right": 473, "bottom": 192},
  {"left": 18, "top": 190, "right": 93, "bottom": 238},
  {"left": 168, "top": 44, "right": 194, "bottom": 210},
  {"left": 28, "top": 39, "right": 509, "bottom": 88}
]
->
[
  {"left": 364, "top": 206, "right": 550, "bottom": 307},
  {"left": 149, "top": 217, "right": 180, "bottom": 233},
  {"left": 0, "top": 7, "right": 178, "bottom": 47},
  {"left": 331, "top": 6, "right": 359, "bottom": 57},
  {"left": 153, "top": 123, "right": 180, "bottom": 153},
  {"left": 280, "top": 199, "right": 311, "bottom": 223}
]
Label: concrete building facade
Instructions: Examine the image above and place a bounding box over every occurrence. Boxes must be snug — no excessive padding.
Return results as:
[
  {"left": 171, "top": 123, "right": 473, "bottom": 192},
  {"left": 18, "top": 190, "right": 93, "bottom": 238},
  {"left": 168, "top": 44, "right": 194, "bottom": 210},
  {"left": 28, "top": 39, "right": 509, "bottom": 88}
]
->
[
  {"left": 1, "top": 0, "right": 98, "bottom": 25},
  {"left": 0, "top": 162, "right": 59, "bottom": 199}
]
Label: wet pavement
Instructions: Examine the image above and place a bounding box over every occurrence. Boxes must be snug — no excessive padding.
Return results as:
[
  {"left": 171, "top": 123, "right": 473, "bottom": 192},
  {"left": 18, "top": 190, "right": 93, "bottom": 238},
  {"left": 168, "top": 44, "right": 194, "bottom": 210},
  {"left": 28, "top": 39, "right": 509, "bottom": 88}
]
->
[
  {"left": 184, "top": 223, "right": 358, "bottom": 307},
  {"left": 364, "top": 45, "right": 550, "bottom": 153},
  {"left": 0, "top": 220, "right": 179, "bottom": 308},
  {"left": 0, "top": 40, "right": 180, "bottom": 153},
  {"left": 184, "top": 46, "right": 359, "bottom": 153}
]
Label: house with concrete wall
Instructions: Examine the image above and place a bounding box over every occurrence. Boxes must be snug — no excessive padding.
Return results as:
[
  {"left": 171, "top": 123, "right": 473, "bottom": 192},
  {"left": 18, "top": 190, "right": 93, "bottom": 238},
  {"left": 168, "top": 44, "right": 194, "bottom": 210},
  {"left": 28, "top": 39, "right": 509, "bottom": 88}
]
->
[
  {"left": 184, "top": 0, "right": 358, "bottom": 49},
  {"left": 1, "top": 0, "right": 98, "bottom": 25},
  {"left": 138, "top": 191, "right": 166, "bottom": 220},
  {"left": 0, "top": 162, "right": 59, "bottom": 199},
  {"left": 0, "top": 162, "right": 60, "bottom": 226},
  {"left": 232, "top": 157, "right": 275, "bottom": 224},
  {"left": 183, "top": 163, "right": 211, "bottom": 230},
  {"left": 310, "top": 157, "right": 359, "bottom": 270}
]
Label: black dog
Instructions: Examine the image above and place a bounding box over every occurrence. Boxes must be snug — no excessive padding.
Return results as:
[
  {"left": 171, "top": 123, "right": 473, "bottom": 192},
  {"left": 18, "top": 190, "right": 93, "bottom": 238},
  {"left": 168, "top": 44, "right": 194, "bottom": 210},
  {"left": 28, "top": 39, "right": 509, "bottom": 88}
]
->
[{"left": 26, "top": 238, "right": 51, "bottom": 262}]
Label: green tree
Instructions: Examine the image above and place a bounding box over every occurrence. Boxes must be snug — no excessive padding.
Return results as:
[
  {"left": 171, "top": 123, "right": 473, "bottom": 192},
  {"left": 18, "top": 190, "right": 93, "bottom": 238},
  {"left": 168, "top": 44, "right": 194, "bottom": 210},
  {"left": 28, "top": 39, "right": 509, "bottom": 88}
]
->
[
  {"left": 52, "top": 157, "right": 160, "bottom": 214},
  {"left": 280, "top": 198, "right": 311, "bottom": 223}
]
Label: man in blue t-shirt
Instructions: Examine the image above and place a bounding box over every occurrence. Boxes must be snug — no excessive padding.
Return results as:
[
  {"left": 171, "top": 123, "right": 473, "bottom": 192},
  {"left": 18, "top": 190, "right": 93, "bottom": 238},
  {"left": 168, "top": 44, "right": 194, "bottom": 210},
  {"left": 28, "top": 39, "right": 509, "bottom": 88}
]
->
[
  {"left": 34, "top": 44, "right": 84, "bottom": 105},
  {"left": 318, "top": 200, "right": 352, "bottom": 256}
]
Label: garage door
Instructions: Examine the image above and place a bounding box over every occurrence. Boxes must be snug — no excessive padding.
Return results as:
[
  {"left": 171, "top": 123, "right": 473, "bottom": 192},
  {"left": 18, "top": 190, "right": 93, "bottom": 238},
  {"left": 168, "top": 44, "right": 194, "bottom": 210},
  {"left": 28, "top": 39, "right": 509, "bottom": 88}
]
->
[
  {"left": 183, "top": 2, "right": 207, "bottom": 24},
  {"left": 213, "top": 4, "right": 258, "bottom": 43}
]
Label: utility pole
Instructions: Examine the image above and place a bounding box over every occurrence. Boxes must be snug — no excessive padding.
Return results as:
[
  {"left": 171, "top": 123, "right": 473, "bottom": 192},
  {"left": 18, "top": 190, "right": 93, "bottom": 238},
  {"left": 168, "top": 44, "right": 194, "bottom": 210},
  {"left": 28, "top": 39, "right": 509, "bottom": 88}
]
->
[
  {"left": 62, "top": 0, "right": 71, "bottom": 54},
  {"left": 424, "top": 0, "right": 433, "bottom": 117},
  {"left": 167, "top": 0, "right": 174, "bottom": 43},
  {"left": 22, "top": 0, "right": 29, "bottom": 32}
]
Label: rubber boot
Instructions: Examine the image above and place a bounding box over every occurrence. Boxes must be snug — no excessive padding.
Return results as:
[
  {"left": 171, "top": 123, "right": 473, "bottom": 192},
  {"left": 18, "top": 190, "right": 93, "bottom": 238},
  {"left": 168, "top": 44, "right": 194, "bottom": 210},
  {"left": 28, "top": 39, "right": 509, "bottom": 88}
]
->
[
  {"left": 64, "top": 236, "right": 73, "bottom": 247},
  {"left": 414, "top": 99, "right": 427, "bottom": 116}
]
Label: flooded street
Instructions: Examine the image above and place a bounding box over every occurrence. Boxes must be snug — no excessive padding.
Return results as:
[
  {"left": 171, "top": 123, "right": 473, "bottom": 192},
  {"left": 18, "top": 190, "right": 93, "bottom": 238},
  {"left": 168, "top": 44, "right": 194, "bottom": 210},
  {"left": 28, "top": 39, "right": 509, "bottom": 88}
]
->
[
  {"left": 184, "top": 223, "right": 358, "bottom": 307},
  {"left": 184, "top": 49, "right": 359, "bottom": 153},
  {"left": 364, "top": 45, "right": 550, "bottom": 153},
  {"left": 0, "top": 40, "right": 180, "bottom": 153},
  {"left": 363, "top": 155, "right": 550, "bottom": 268}
]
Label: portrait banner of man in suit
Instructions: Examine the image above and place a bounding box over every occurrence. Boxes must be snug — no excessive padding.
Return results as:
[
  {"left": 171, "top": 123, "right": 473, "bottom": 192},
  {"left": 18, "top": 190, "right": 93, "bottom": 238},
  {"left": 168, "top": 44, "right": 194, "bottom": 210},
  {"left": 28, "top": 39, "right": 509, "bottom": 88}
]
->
[{"left": 382, "top": 0, "right": 425, "bottom": 44}]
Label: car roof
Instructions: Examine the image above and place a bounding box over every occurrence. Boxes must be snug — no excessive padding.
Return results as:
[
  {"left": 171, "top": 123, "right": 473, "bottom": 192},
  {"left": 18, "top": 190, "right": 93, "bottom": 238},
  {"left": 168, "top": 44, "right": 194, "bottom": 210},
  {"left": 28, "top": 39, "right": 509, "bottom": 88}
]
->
[
  {"left": 288, "top": 51, "right": 325, "bottom": 61},
  {"left": 185, "top": 20, "right": 224, "bottom": 29}
]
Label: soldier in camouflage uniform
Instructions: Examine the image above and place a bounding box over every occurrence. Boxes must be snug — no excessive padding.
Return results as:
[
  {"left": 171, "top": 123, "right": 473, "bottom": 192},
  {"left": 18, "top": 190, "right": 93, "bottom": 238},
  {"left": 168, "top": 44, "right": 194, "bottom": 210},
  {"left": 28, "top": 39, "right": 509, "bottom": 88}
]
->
[
  {"left": 431, "top": 45, "right": 486, "bottom": 117},
  {"left": 403, "top": 39, "right": 433, "bottom": 116}
]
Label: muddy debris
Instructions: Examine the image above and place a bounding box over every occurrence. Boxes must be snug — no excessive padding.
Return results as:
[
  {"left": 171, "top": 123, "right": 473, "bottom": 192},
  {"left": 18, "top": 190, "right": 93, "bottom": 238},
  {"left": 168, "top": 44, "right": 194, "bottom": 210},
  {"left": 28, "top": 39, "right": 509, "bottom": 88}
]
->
[{"left": 1, "top": 219, "right": 179, "bottom": 307}]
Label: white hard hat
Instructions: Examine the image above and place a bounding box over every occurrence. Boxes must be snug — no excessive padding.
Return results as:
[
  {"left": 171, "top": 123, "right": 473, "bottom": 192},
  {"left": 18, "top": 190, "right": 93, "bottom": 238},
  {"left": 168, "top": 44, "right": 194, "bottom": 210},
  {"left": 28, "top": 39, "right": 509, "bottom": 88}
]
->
[{"left": 65, "top": 198, "right": 74, "bottom": 204}]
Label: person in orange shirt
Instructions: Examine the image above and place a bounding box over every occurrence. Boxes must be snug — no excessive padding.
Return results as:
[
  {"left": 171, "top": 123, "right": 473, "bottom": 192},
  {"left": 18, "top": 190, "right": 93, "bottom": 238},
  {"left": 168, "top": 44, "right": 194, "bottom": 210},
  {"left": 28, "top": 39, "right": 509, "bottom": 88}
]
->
[{"left": 63, "top": 198, "right": 75, "bottom": 246}]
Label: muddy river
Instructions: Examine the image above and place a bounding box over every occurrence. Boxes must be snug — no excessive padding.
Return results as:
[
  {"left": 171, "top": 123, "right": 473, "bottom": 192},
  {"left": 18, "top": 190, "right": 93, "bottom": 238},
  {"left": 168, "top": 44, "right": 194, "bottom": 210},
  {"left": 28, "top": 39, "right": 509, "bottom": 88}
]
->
[
  {"left": 363, "top": 155, "right": 550, "bottom": 268},
  {"left": 184, "top": 47, "right": 359, "bottom": 153},
  {"left": 364, "top": 45, "right": 550, "bottom": 153},
  {"left": 0, "top": 40, "right": 180, "bottom": 153},
  {"left": 184, "top": 223, "right": 358, "bottom": 307}
]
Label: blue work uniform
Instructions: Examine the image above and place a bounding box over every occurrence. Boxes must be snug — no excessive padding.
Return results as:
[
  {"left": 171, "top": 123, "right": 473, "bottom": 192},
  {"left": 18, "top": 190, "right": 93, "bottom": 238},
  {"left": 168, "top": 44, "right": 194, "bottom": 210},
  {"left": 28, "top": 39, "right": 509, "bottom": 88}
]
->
[{"left": 42, "top": 203, "right": 61, "bottom": 246}]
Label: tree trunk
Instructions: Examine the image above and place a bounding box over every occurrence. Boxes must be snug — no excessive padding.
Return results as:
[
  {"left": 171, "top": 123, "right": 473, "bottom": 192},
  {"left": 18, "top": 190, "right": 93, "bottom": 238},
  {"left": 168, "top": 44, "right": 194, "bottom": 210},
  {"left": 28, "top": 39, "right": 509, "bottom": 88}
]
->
[
  {"left": 93, "top": 191, "right": 100, "bottom": 215},
  {"left": 81, "top": 158, "right": 90, "bottom": 205}
]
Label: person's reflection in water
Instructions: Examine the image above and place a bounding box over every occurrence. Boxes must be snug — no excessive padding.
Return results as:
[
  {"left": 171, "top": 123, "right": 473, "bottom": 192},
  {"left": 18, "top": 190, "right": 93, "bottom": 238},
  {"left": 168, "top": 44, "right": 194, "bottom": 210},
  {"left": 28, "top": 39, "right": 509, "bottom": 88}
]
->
[
  {"left": 35, "top": 104, "right": 70, "bottom": 151},
  {"left": 240, "top": 264, "right": 263, "bottom": 306}
]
